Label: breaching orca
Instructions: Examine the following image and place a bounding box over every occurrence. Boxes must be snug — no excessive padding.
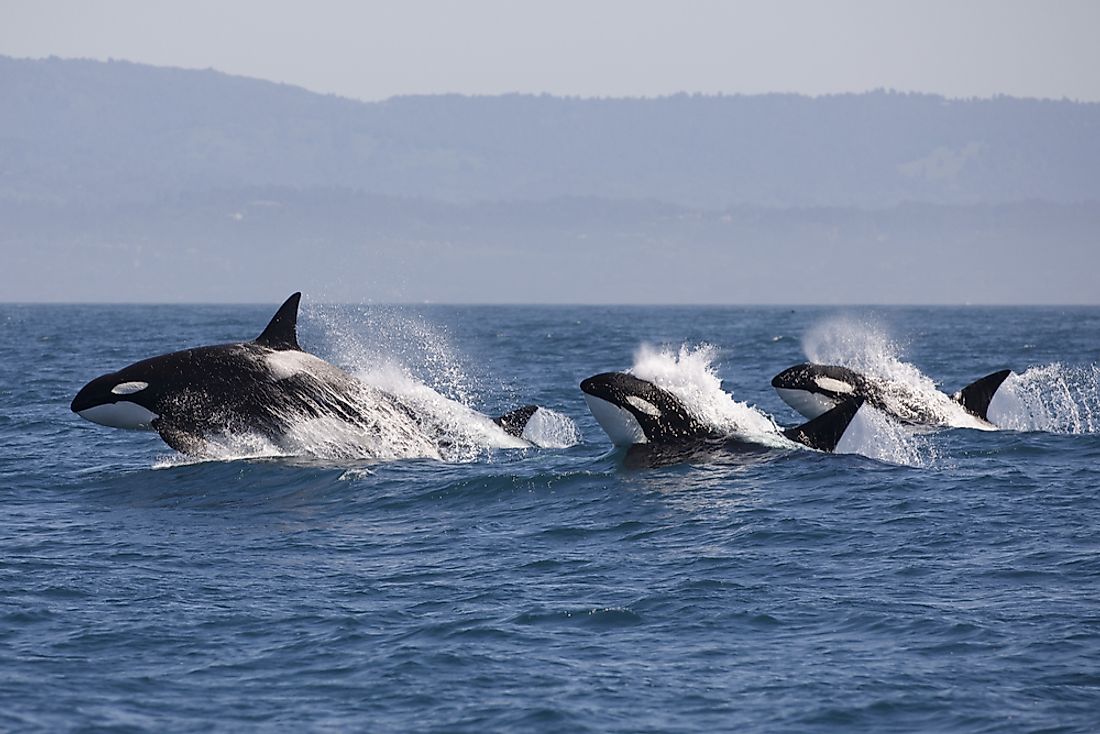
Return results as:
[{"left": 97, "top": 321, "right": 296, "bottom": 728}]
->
[
  {"left": 580, "top": 371, "right": 867, "bottom": 464},
  {"left": 71, "top": 293, "right": 546, "bottom": 457},
  {"left": 770, "top": 363, "right": 1012, "bottom": 427}
]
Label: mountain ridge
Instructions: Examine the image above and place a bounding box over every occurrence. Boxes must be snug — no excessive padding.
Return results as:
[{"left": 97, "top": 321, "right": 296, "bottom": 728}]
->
[{"left": 4, "top": 55, "right": 1100, "bottom": 209}]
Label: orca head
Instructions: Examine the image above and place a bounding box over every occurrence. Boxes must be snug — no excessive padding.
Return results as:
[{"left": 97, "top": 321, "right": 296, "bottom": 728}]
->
[
  {"left": 580, "top": 372, "right": 710, "bottom": 446},
  {"left": 771, "top": 363, "right": 865, "bottom": 420},
  {"left": 71, "top": 293, "right": 305, "bottom": 433},
  {"left": 71, "top": 367, "right": 162, "bottom": 430}
]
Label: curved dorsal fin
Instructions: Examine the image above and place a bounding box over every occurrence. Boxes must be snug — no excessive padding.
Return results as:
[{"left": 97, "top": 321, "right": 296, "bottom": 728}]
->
[
  {"left": 255, "top": 292, "right": 302, "bottom": 351},
  {"left": 783, "top": 397, "right": 866, "bottom": 452},
  {"left": 953, "top": 369, "right": 1012, "bottom": 421},
  {"left": 494, "top": 404, "right": 540, "bottom": 438}
]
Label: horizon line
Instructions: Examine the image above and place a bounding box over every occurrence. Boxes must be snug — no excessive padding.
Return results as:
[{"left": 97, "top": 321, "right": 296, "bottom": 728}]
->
[
  {"left": 8, "top": 54, "right": 1100, "bottom": 107},
  {"left": 4, "top": 301, "right": 1098, "bottom": 308}
]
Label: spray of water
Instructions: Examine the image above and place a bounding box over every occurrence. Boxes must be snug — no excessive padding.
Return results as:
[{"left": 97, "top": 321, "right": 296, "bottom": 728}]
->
[
  {"left": 311, "top": 304, "right": 578, "bottom": 456},
  {"left": 802, "top": 317, "right": 989, "bottom": 430},
  {"left": 307, "top": 303, "right": 479, "bottom": 406},
  {"left": 629, "top": 343, "right": 800, "bottom": 450},
  {"left": 990, "top": 364, "right": 1100, "bottom": 434},
  {"left": 833, "top": 403, "right": 938, "bottom": 466},
  {"left": 632, "top": 342, "right": 935, "bottom": 465},
  {"left": 803, "top": 317, "right": 1099, "bottom": 435},
  {"left": 156, "top": 304, "right": 579, "bottom": 466}
]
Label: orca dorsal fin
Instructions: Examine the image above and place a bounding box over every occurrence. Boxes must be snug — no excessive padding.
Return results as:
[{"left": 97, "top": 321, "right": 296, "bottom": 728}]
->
[
  {"left": 255, "top": 292, "right": 302, "bottom": 351},
  {"left": 783, "top": 397, "right": 865, "bottom": 452},
  {"left": 494, "top": 404, "right": 540, "bottom": 438},
  {"left": 953, "top": 369, "right": 1012, "bottom": 421}
]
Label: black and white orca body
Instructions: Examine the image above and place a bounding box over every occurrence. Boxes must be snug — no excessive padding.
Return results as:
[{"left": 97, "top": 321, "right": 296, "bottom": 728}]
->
[
  {"left": 771, "top": 363, "right": 1012, "bottom": 427},
  {"left": 580, "top": 371, "right": 867, "bottom": 458},
  {"left": 71, "top": 293, "right": 545, "bottom": 457}
]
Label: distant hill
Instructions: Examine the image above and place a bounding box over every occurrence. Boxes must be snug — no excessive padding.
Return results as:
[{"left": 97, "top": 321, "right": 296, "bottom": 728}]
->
[
  {"left": 3, "top": 56, "right": 1100, "bottom": 209},
  {"left": 1, "top": 56, "right": 1098, "bottom": 303}
]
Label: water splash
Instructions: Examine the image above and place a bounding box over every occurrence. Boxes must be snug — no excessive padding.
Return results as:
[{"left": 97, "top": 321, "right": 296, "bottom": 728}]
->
[
  {"left": 153, "top": 434, "right": 286, "bottom": 469},
  {"left": 155, "top": 304, "right": 579, "bottom": 465},
  {"left": 802, "top": 317, "right": 989, "bottom": 430},
  {"left": 521, "top": 407, "right": 583, "bottom": 449},
  {"left": 833, "top": 404, "right": 938, "bottom": 466},
  {"left": 306, "top": 303, "right": 479, "bottom": 406},
  {"left": 990, "top": 364, "right": 1100, "bottom": 434},
  {"left": 627, "top": 342, "right": 931, "bottom": 465},
  {"left": 802, "top": 317, "right": 1099, "bottom": 435},
  {"left": 630, "top": 343, "right": 785, "bottom": 446},
  {"left": 802, "top": 316, "right": 903, "bottom": 374},
  {"left": 349, "top": 361, "right": 529, "bottom": 462}
]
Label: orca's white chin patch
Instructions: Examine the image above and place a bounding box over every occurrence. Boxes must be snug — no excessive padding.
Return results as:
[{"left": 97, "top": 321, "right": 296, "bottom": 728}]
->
[
  {"left": 776, "top": 388, "right": 838, "bottom": 420},
  {"left": 584, "top": 394, "right": 648, "bottom": 446},
  {"left": 77, "top": 401, "right": 159, "bottom": 430}
]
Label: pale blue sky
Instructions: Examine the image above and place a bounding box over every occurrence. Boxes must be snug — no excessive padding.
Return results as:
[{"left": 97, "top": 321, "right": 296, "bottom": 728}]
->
[{"left": 2, "top": 0, "right": 1099, "bottom": 101}]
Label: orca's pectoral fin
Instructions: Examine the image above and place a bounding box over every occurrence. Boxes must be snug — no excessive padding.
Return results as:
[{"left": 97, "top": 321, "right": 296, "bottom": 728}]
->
[
  {"left": 952, "top": 369, "right": 1012, "bottom": 421},
  {"left": 254, "top": 292, "right": 302, "bottom": 351},
  {"left": 493, "top": 404, "right": 540, "bottom": 438},
  {"left": 782, "top": 397, "right": 866, "bottom": 452},
  {"left": 153, "top": 418, "right": 207, "bottom": 456}
]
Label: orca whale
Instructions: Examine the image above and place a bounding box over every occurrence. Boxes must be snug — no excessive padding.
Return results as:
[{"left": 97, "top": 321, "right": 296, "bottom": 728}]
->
[
  {"left": 770, "top": 363, "right": 1012, "bottom": 427},
  {"left": 580, "top": 371, "right": 867, "bottom": 463},
  {"left": 71, "top": 293, "right": 547, "bottom": 457}
]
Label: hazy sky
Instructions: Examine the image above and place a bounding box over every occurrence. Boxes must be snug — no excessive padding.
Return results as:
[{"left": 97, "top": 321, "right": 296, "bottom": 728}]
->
[{"left": 3, "top": 0, "right": 1100, "bottom": 102}]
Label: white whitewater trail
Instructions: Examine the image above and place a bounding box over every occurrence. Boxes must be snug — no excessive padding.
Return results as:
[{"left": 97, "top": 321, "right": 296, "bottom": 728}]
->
[
  {"left": 992, "top": 364, "right": 1100, "bottom": 434},
  {"left": 802, "top": 318, "right": 989, "bottom": 430},
  {"left": 628, "top": 343, "right": 931, "bottom": 466},
  {"left": 802, "top": 317, "right": 1100, "bottom": 435},
  {"left": 630, "top": 343, "right": 786, "bottom": 447}
]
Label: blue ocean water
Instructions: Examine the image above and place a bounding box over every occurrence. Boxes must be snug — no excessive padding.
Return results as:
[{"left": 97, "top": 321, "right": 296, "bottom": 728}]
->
[{"left": 2, "top": 303, "right": 1100, "bottom": 732}]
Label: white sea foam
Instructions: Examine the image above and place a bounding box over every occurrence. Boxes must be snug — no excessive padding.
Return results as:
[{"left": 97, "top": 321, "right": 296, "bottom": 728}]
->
[
  {"left": 988, "top": 364, "right": 1100, "bottom": 434},
  {"left": 625, "top": 344, "right": 797, "bottom": 453},
  {"left": 161, "top": 304, "right": 580, "bottom": 464},
  {"left": 832, "top": 402, "right": 936, "bottom": 466},
  {"left": 153, "top": 433, "right": 286, "bottom": 468},
  {"left": 157, "top": 303, "right": 580, "bottom": 465},
  {"left": 802, "top": 317, "right": 990, "bottom": 430},
  {"left": 626, "top": 342, "right": 932, "bottom": 466},
  {"left": 630, "top": 343, "right": 786, "bottom": 446},
  {"left": 522, "top": 407, "right": 583, "bottom": 449},
  {"left": 801, "top": 317, "right": 1099, "bottom": 435}
]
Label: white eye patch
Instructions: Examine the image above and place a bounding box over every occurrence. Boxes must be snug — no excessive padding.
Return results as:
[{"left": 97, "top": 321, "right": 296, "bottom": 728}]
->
[
  {"left": 625, "top": 395, "right": 661, "bottom": 416},
  {"left": 814, "top": 377, "right": 854, "bottom": 394},
  {"left": 111, "top": 381, "right": 149, "bottom": 395}
]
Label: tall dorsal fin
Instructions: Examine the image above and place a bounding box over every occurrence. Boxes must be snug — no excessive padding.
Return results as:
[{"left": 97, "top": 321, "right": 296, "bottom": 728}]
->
[
  {"left": 953, "top": 369, "right": 1012, "bottom": 421},
  {"left": 254, "top": 292, "right": 302, "bottom": 351},
  {"left": 494, "top": 404, "right": 540, "bottom": 438},
  {"left": 782, "top": 397, "right": 866, "bottom": 452}
]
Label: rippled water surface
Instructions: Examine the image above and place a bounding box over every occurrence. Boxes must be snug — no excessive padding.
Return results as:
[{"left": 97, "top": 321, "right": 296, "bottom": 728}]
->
[{"left": 2, "top": 303, "right": 1099, "bottom": 732}]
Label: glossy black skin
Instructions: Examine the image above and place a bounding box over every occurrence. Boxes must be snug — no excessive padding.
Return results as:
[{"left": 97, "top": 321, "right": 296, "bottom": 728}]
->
[
  {"left": 72, "top": 343, "right": 264, "bottom": 418},
  {"left": 771, "top": 363, "right": 881, "bottom": 405},
  {"left": 71, "top": 342, "right": 370, "bottom": 453},
  {"left": 71, "top": 293, "right": 542, "bottom": 455}
]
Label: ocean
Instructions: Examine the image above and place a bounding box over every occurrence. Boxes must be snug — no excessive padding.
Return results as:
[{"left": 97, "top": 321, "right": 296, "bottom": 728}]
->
[{"left": 2, "top": 302, "right": 1099, "bottom": 732}]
